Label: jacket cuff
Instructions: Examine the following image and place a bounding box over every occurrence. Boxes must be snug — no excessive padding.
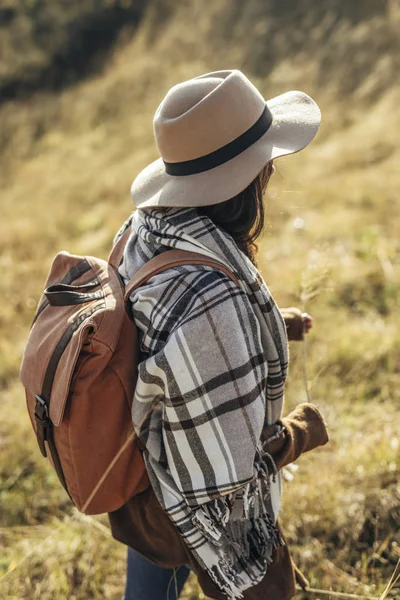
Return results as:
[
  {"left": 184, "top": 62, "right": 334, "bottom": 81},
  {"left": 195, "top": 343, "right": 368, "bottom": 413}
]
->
[{"left": 261, "top": 403, "right": 329, "bottom": 470}]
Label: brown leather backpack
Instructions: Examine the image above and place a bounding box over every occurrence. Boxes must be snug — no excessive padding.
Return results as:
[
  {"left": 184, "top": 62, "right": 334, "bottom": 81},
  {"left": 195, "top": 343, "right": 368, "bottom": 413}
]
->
[{"left": 19, "top": 227, "right": 239, "bottom": 514}]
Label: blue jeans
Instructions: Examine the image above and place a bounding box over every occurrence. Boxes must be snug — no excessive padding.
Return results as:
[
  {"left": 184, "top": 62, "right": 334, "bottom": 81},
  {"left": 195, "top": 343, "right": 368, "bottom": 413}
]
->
[{"left": 123, "top": 547, "right": 191, "bottom": 600}]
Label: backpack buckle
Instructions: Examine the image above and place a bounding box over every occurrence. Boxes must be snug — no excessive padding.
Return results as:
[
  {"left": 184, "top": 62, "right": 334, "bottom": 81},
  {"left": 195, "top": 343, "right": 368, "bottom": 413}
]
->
[{"left": 34, "top": 395, "right": 50, "bottom": 457}]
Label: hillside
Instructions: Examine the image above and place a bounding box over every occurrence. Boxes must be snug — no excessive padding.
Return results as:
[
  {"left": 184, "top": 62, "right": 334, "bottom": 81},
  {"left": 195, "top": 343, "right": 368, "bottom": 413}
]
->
[{"left": 1, "top": 1, "right": 400, "bottom": 598}]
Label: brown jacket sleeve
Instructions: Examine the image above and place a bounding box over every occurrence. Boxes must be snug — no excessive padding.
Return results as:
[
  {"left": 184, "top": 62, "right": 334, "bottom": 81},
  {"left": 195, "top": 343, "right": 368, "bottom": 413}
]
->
[{"left": 262, "top": 402, "right": 329, "bottom": 470}]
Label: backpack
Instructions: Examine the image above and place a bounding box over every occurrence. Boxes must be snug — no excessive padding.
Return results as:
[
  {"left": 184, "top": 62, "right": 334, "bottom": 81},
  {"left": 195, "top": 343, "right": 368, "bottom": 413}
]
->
[{"left": 19, "top": 226, "right": 239, "bottom": 515}]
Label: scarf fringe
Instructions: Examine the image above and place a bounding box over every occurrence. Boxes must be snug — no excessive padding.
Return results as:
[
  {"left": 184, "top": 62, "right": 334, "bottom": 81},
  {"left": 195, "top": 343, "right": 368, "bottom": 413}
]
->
[
  {"left": 192, "top": 504, "right": 284, "bottom": 599},
  {"left": 210, "top": 560, "right": 245, "bottom": 600},
  {"left": 191, "top": 458, "right": 285, "bottom": 599},
  {"left": 192, "top": 506, "right": 223, "bottom": 545}
]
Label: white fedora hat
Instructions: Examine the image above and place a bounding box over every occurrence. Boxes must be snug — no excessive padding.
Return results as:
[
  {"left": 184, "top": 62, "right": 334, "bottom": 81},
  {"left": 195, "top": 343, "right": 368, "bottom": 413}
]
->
[{"left": 131, "top": 69, "right": 321, "bottom": 208}]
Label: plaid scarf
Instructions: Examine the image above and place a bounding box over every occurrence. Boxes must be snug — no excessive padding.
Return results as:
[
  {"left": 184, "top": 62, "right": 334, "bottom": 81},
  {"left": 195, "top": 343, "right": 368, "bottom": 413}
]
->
[{"left": 118, "top": 207, "right": 289, "bottom": 598}]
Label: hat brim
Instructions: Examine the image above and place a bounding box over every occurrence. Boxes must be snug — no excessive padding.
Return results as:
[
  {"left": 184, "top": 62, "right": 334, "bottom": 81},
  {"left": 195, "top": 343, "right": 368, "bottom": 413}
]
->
[{"left": 131, "top": 90, "right": 321, "bottom": 208}]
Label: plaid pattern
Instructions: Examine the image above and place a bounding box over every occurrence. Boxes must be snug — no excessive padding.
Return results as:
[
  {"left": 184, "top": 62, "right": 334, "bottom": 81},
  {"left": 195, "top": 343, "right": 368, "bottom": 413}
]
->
[{"left": 117, "top": 207, "right": 289, "bottom": 598}]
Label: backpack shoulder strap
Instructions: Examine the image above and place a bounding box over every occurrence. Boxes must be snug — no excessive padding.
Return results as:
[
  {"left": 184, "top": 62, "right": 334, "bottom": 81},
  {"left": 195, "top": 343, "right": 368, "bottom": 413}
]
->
[
  {"left": 108, "top": 226, "right": 132, "bottom": 269},
  {"left": 123, "top": 249, "right": 240, "bottom": 302}
]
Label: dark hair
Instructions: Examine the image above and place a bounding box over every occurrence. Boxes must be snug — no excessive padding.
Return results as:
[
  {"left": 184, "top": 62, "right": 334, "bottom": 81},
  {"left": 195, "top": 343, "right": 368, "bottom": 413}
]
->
[{"left": 197, "top": 162, "right": 273, "bottom": 265}]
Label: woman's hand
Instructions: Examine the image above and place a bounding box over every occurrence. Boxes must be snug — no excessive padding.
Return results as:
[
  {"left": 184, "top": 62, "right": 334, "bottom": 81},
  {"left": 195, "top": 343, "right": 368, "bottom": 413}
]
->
[{"left": 281, "top": 307, "right": 313, "bottom": 341}]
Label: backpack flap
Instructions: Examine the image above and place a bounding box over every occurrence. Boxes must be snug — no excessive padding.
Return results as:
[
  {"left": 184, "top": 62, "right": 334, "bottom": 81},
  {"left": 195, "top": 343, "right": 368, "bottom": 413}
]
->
[{"left": 20, "top": 251, "right": 120, "bottom": 433}]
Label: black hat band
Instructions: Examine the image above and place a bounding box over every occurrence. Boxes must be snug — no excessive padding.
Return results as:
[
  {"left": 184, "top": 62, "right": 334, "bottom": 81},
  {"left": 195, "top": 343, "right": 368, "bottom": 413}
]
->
[{"left": 163, "top": 105, "right": 273, "bottom": 177}]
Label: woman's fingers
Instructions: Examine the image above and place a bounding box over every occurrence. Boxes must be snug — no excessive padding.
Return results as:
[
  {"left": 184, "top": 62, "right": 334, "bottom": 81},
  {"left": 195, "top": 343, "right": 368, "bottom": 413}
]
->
[
  {"left": 282, "top": 308, "right": 314, "bottom": 340},
  {"left": 302, "top": 313, "right": 313, "bottom": 333}
]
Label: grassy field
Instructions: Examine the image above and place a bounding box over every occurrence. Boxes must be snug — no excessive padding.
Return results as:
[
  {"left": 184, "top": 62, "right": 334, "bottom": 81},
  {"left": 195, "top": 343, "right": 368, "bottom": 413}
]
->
[{"left": 1, "top": 1, "right": 400, "bottom": 598}]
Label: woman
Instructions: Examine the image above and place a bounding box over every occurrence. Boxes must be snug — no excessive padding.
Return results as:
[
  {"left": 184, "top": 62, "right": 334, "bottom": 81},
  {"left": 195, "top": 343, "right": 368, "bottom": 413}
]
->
[{"left": 111, "top": 69, "right": 328, "bottom": 600}]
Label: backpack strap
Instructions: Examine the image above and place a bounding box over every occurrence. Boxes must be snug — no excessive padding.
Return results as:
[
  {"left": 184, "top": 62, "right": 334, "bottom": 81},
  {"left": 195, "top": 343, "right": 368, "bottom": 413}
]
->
[
  {"left": 124, "top": 249, "right": 240, "bottom": 302},
  {"left": 108, "top": 225, "right": 133, "bottom": 269}
]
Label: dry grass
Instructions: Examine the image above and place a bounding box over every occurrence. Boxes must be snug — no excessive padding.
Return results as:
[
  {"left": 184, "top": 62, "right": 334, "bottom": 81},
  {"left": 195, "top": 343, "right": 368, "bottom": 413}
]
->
[{"left": 1, "top": 1, "right": 400, "bottom": 598}]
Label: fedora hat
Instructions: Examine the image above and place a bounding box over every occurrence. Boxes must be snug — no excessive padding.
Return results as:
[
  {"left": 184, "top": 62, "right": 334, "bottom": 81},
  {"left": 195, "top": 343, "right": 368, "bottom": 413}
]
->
[{"left": 131, "top": 69, "right": 321, "bottom": 208}]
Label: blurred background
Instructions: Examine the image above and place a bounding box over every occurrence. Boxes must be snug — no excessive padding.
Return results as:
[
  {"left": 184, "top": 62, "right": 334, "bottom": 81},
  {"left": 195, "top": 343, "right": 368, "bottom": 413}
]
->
[{"left": 0, "top": 1, "right": 399, "bottom": 598}]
